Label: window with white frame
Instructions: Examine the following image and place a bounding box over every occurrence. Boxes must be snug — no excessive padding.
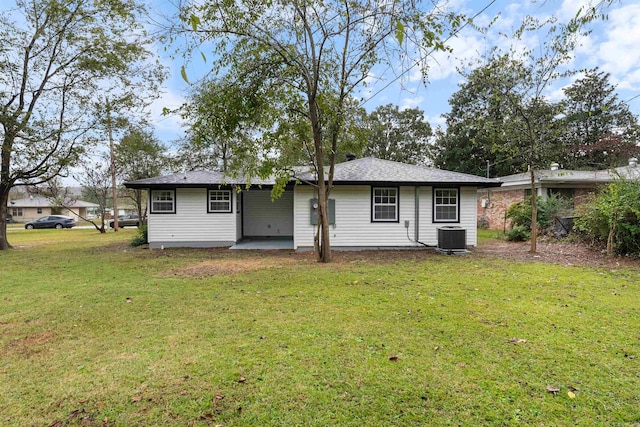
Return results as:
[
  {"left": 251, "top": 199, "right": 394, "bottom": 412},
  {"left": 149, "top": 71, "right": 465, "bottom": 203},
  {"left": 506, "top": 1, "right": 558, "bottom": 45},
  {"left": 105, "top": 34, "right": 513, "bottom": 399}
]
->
[
  {"left": 208, "top": 190, "right": 232, "bottom": 213},
  {"left": 434, "top": 188, "right": 458, "bottom": 222},
  {"left": 372, "top": 187, "right": 398, "bottom": 222},
  {"left": 151, "top": 190, "right": 175, "bottom": 213}
]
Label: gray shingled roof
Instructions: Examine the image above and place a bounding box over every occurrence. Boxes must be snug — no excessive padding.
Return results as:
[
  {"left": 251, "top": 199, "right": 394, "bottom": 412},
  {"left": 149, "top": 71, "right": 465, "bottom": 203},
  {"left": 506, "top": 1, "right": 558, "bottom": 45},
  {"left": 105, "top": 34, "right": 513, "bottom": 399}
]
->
[
  {"left": 125, "top": 158, "right": 502, "bottom": 188},
  {"left": 125, "top": 170, "right": 275, "bottom": 188},
  {"left": 295, "top": 157, "right": 501, "bottom": 186}
]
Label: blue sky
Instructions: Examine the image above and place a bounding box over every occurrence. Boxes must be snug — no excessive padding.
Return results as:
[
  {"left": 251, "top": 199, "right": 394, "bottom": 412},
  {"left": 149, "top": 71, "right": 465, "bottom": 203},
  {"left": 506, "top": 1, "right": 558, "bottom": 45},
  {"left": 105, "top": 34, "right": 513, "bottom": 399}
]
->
[
  {"left": 3, "top": 0, "right": 640, "bottom": 149},
  {"left": 147, "top": 0, "right": 640, "bottom": 147}
]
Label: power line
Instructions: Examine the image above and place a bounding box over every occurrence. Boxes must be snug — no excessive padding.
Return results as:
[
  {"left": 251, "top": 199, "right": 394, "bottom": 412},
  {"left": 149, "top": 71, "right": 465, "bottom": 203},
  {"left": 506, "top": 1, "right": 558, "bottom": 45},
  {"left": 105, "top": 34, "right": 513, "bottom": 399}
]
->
[
  {"left": 624, "top": 93, "right": 640, "bottom": 104},
  {"left": 359, "top": 0, "right": 498, "bottom": 108}
]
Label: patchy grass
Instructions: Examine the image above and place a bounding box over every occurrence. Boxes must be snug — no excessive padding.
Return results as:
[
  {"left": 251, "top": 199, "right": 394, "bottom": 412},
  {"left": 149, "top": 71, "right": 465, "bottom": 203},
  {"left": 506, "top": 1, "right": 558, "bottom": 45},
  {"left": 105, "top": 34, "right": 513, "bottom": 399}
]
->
[
  {"left": 477, "top": 227, "right": 505, "bottom": 242},
  {"left": 0, "top": 230, "right": 638, "bottom": 426}
]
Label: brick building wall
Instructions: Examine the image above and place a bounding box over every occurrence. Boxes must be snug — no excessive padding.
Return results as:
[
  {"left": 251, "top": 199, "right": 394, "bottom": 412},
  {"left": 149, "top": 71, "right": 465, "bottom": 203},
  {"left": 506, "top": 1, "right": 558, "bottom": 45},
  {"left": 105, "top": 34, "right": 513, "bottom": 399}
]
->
[
  {"left": 573, "top": 188, "right": 595, "bottom": 207},
  {"left": 477, "top": 188, "right": 524, "bottom": 230},
  {"left": 478, "top": 186, "right": 599, "bottom": 230}
]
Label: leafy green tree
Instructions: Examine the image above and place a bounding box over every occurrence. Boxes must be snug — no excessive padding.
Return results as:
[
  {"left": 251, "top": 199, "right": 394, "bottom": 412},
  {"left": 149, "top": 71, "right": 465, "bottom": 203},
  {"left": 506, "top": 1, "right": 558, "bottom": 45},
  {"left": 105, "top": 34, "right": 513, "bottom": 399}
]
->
[
  {"left": 429, "top": 61, "right": 537, "bottom": 177},
  {"left": 178, "top": 0, "right": 465, "bottom": 262},
  {"left": 176, "top": 76, "right": 267, "bottom": 173},
  {"left": 116, "top": 126, "right": 167, "bottom": 223},
  {"left": 575, "top": 179, "right": 640, "bottom": 256},
  {"left": 363, "top": 104, "right": 432, "bottom": 165},
  {"left": 0, "top": 0, "right": 161, "bottom": 249},
  {"left": 562, "top": 69, "right": 640, "bottom": 169},
  {"left": 466, "top": 13, "right": 591, "bottom": 254}
]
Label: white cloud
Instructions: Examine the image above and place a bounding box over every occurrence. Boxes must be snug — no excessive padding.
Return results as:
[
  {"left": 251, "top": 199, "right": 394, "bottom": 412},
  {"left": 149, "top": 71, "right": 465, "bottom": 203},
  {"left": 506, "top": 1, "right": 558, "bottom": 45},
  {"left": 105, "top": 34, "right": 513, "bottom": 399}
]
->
[
  {"left": 426, "top": 114, "right": 447, "bottom": 129},
  {"left": 557, "top": 0, "right": 593, "bottom": 21},
  {"left": 595, "top": 4, "right": 640, "bottom": 87},
  {"left": 423, "top": 31, "right": 487, "bottom": 82},
  {"left": 400, "top": 96, "right": 424, "bottom": 110}
]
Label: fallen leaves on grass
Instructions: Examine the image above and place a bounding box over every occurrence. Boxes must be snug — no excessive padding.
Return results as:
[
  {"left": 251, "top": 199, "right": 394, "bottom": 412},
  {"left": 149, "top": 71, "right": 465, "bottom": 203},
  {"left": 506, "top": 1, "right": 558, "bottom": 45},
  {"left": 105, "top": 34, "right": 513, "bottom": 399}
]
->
[
  {"left": 545, "top": 386, "right": 560, "bottom": 394},
  {"left": 507, "top": 338, "right": 527, "bottom": 344},
  {"left": 389, "top": 356, "right": 399, "bottom": 362}
]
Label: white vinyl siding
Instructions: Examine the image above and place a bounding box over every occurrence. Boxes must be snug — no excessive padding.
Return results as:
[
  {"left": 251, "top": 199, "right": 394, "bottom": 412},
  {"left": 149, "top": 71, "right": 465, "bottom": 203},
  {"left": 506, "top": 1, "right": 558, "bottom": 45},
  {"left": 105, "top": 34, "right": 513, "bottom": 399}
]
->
[
  {"left": 151, "top": 190, "right": 175, "bottom": 213},
  {"left": 208, "top": 190, "right": 232, "bottom": 213},
  {"left": 294, "top": 185, "right": 479, "bottom": 249},
  {"left": 242, "top": 190, "right": 293, "bottom": 237},
  {"left": 147, "top": 188, "right": 236, "bottom": 246},
  {"left": 294, "top": 186, "right": 416, "bottom": 248},
  {"left": 419, "top": 187, "right": 477, "bottom": 247}
]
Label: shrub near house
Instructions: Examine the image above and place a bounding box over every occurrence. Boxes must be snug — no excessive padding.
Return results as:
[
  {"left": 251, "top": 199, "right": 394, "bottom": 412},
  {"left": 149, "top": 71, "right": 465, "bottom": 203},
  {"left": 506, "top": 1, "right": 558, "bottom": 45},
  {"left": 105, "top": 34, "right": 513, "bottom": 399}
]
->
[
  {"left": 575, "top": 179, "right": 640, "bottom": 256},
  {"left": 504, "top": 193, "right": 573, "bottom": 241}
]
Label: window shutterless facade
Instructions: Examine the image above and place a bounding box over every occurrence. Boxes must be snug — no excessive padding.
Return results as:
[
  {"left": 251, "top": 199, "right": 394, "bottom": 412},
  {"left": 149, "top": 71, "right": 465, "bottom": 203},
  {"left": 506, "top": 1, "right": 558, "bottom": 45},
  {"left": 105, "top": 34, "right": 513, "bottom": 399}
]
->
[
  {"left": 208, "top": 190, "right": 232, "bottom": 213},
  {"left": 150, "top": 190, "right": 175, "bottom": 213},
  {"left": 433, "top": 188, "right": 459, "bottom": 222},
  {"left": 372, "top": 187, "right": 399, "bottom": 222}
]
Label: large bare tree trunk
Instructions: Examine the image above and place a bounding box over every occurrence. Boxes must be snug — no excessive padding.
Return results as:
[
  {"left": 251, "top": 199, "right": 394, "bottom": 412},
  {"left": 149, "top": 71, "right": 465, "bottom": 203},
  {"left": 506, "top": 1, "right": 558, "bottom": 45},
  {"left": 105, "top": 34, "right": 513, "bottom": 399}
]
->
[
  {"left": 0, "top": 186, "right": 11, "bottom": 250},
  {"left": 529, "top": 168, "right": 537, "bottom": 253},
  {"left": 309, "top": 96, "right": 331, "bottom": 263},
  {"left": 1, "top": 131, "right": 15, "bottom": 250},
  {"left": 107, "top": 100, "right": 119, "bottom": 232}
]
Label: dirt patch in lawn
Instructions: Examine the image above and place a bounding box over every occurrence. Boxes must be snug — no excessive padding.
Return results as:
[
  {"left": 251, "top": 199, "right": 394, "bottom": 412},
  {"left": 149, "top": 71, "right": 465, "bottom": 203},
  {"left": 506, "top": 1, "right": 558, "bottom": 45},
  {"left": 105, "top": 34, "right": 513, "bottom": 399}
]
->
[
  {"left": 154, "top": 239, "right": 638, "bottom": 277},
  {"left": 159, "top": 255, "right": 299, "bottom": 278},
  {"left": 4, "top": 331, "right": 57, "bottom": 357},
  {"left": 473, "top": 238, "right": 640, "bottom": 270}
]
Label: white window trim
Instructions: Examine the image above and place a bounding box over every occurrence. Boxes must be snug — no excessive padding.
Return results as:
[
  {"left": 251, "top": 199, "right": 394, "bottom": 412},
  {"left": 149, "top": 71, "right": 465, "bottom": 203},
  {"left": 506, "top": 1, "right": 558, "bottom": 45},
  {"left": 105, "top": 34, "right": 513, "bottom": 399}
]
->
[
  {"left": 372, "top": 187, "right": 399, "bottom": 222},
  {"left": 150, "top": 189, "right": 175, "bottom": 214},
  {"left": 433, "top": 188, "right": 459, "bottom": 223},
  {"left": 208, "top": 189, "right": 232, "bottom": 213}
]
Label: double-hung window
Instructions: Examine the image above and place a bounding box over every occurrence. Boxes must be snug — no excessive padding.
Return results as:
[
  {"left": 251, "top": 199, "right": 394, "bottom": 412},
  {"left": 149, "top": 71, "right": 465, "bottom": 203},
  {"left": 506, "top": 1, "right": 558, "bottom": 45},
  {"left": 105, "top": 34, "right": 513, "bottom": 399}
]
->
[
  {"left": 433, "top": 188, "right": 458, "bottom": 222},
  {"left": 208, "top": 190, "right": 232, "bottom": 213},
  {"left": 151, "top": 190, "right": 175, "bottom": 213},
  {"left": 372, "top": 187, "right": 398, "bottom": 222}
]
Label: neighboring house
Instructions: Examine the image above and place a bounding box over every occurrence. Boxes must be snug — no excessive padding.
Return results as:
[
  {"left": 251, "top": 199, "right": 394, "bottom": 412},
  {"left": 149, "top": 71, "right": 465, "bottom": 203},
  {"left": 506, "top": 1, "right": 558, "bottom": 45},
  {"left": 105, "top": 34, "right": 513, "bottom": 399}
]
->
[
  {"left": 124, "top": 157, "right": 501, "bottom": 250},
  {"left": 478, "top": 158, "right": 640, "bottom": 230},
  {"left": 7, "top": 196, "right": 100, "bottom": 223}
]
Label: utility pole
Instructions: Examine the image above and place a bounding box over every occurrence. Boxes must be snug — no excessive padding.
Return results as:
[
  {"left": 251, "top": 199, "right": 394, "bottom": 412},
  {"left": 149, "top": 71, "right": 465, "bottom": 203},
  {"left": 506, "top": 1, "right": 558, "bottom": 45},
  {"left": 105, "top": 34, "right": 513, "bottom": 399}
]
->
[{"left": 107, "top": 99, "right": 119, "bottom": 232}]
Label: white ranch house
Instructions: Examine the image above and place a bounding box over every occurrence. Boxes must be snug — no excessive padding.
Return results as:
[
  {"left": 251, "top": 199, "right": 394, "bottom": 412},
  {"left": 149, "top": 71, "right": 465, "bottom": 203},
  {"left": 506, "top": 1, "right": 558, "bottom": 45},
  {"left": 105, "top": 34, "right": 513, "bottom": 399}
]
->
[{"left": 124, "top": 157, "right": 501, "bottom": 250}]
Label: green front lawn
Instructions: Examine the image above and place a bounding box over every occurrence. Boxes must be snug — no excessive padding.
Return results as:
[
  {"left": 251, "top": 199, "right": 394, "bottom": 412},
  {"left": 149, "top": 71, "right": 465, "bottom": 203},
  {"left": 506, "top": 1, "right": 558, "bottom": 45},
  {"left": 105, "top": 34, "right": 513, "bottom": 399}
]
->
[{"left": 1, "top": 229, "right": 638, "bottom": 426}]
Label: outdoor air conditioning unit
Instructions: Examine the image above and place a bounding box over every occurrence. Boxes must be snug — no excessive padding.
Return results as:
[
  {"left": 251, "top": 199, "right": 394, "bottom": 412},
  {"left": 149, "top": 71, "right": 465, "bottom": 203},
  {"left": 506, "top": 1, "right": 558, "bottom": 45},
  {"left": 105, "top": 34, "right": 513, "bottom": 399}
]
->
[{"left": 437, "top": 226, "right": 467, "bottom": 254}]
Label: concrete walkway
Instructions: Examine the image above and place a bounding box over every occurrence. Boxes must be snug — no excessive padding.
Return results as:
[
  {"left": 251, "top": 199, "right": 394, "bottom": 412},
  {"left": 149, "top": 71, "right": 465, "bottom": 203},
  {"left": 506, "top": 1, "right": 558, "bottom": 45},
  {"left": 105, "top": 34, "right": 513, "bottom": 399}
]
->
[{"left": 230, "top": 239, "right": 294, "bottom": 250}]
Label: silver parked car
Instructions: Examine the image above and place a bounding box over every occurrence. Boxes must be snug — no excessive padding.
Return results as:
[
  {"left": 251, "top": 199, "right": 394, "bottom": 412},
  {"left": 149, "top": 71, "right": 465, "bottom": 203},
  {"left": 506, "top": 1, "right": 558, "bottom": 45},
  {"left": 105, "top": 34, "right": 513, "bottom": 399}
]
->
[
  {"left": 109, "top": 214, "right": 142, "bottom": 228},
  {"left": 25, "top": 215, "right": 76, "bottom": 229}
]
